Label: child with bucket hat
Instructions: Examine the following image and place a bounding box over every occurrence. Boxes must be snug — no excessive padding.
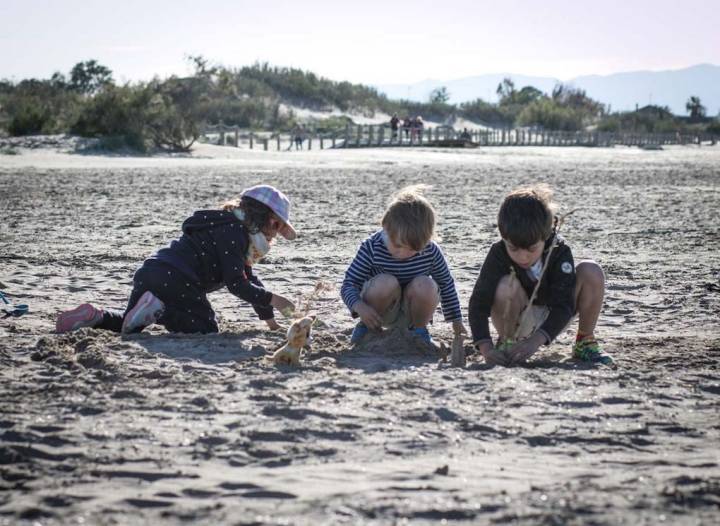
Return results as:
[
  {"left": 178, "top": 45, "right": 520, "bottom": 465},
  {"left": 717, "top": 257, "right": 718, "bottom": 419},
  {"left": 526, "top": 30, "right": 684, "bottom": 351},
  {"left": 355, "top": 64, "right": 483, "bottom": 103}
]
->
[{"left": 57, "top": 185, "right": 297, "bottom": 334}]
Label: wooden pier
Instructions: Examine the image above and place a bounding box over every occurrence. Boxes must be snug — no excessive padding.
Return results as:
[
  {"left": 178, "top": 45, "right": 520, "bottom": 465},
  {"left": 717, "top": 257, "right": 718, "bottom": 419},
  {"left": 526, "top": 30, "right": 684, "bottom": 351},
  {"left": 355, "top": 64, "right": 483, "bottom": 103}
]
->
[{"left": 202, "top": 124, "right": 718, "bottom": 151}]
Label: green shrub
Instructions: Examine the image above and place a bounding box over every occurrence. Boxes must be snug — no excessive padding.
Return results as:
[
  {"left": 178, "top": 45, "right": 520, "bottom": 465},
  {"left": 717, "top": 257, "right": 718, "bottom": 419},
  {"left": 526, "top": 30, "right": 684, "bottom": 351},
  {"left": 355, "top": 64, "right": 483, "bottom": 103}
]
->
[
  {"left": 517, "top": 99, "right": 584, "bottom": 131},
  {"left": 706, "top": 120, "right": 720, "bottom": 135},
  {"left": 7, "top": 97, "right": 51, "bottom": 135},
  {"left": 459, "top": 98, "right": 508, "bottom": 126},
  {"left": 71, "top": 84, "right": 149, "bottom": 150}
]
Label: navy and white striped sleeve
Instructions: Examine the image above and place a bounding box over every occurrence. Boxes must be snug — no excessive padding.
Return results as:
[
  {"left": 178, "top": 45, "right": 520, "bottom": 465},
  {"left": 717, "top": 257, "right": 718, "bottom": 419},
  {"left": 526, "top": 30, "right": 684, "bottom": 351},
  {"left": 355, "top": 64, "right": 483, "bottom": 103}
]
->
[
  {"left": 430, "top": 243, "right": 463, "bottom": 322},
  {"left": 340, "top": 238, "right": 374, "bottom": 312}
]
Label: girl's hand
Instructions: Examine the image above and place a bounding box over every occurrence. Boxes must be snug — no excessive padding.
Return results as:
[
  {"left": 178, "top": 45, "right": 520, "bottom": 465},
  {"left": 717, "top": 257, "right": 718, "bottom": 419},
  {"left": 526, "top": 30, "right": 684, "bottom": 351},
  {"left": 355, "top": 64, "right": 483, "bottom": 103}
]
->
[
  {"left": 265, "top": 318, "right": 282, "bottom": 331},
  {"left": 353, "top": 301, "right": 383, "bottom": 330},
  {"left": 270, "top": 294, "right": 295, "bottom": 317}
]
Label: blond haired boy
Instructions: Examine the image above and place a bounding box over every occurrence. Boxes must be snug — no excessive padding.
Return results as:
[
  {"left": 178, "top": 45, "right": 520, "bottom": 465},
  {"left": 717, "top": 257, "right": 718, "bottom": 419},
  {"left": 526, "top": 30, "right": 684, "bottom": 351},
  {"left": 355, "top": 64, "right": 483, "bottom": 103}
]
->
[{"left": 340, "top": 185, "right": 466, "bottom": 344}]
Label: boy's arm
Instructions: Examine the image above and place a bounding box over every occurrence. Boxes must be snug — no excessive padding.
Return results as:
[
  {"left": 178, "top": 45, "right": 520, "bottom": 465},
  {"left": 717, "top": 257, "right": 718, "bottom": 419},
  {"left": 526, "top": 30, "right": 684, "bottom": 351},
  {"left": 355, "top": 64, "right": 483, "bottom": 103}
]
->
[
  {"left": 429, "top": 244, "right": 463, "bottom": 323},
  {"left": 506, "top": 332, "right": 548, "bottom": 365},
  {"left": 340, "top": 238, "right": 374, "bottom": 313},
  {"left": 468, "top": 243, "right": 507, "bottom": 345},
  {"left": 537, "top": 244, "right": 576, "bottom": 342}
]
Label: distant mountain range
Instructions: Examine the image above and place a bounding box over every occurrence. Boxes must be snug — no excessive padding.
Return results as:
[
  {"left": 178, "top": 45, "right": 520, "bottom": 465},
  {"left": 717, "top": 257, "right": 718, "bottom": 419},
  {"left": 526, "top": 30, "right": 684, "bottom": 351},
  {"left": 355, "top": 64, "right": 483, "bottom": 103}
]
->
[{"left": 376, "top": 64, "right": 720, "bottom": 116}]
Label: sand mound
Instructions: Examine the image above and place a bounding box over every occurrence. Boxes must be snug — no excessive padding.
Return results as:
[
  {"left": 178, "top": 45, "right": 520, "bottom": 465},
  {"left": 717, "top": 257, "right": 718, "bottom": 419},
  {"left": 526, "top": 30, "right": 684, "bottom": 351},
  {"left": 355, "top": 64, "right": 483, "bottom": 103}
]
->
[{"left": 31, "top": 329, "right": 119, "bottom": 372}]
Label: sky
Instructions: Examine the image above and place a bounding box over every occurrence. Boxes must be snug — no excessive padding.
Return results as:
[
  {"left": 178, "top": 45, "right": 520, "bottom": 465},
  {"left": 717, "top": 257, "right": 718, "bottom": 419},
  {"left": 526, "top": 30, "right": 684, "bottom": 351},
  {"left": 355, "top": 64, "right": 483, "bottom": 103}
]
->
[{"left": 2, "top": 0, "right": 719, "bottom": 85}]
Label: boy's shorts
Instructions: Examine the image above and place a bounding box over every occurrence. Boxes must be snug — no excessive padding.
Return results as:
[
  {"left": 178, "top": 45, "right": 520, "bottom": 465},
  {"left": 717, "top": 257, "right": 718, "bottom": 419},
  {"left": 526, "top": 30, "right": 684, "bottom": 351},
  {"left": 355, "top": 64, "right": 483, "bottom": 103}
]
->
[
  {"left": 360, "top": 274, "right": 439, "bottom": 329},
  {"left": 515, "top": 305, "right": 550, "bottom": 340},
  {"left": 515, "top": 304, "right": 575, "bottom": 342}
]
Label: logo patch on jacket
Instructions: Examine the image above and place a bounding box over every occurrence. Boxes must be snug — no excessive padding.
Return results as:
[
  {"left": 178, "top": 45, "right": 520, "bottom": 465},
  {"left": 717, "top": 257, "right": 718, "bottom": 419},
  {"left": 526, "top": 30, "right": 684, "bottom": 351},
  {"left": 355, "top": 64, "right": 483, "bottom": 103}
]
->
[{"left": 561, "top": 261, "right": 573, "bottom": 274}]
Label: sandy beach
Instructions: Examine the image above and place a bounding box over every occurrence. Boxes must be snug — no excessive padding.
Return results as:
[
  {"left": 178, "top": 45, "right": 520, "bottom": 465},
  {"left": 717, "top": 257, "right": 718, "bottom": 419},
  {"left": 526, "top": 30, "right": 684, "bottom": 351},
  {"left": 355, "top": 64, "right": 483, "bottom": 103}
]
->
[{"left": 1, "top": 138, "right": 719, "bottom": 524}]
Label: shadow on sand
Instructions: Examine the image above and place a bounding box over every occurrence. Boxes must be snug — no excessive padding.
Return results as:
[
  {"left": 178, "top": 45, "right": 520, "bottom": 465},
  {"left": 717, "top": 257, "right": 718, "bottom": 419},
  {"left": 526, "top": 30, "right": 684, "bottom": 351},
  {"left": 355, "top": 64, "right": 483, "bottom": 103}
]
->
[{"left": 123, "top": 330, "right": 273, "bottom": 365}]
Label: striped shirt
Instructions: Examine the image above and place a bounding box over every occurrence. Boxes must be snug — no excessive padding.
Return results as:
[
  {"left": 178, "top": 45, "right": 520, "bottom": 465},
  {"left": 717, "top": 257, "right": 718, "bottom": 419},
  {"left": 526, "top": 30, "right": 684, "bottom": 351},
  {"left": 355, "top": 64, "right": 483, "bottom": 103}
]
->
[{"left": 340, "top": 230, "right": 462, "bottom": 322}]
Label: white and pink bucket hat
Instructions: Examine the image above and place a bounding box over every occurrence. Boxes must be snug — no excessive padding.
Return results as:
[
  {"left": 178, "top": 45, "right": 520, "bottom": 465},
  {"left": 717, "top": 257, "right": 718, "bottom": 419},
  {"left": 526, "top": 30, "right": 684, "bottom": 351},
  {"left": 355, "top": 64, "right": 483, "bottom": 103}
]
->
[{"left": 241, "top": 184, "right": 297, "bottom": 240}]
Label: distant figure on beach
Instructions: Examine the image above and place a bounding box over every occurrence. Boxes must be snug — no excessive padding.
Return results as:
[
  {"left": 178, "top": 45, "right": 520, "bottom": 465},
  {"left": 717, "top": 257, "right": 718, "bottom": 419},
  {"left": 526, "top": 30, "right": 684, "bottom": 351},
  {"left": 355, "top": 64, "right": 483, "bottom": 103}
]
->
[
  {"left": 402, "top": 117, "right": 411, "bottom": 138},
  {"left": 56, "top": 185, "right": 297, "bottom": 335},
  {"left": 340, "top": 185, "right": 467, "bottom": 345},
  {"left": 390, "top": 114, "right": 400, "bottom": 139},
  {"left": 411, "top": 115, "right": 424, "bottom": 141},
  {"left": 468, "top": 185, "right": 611, "bottom": 366},
  {"left": 293, "top": 124, "right": 305, "bottom": 150},
  {"left": 460, "top": 128, "right": 472, "bottom": 140}
]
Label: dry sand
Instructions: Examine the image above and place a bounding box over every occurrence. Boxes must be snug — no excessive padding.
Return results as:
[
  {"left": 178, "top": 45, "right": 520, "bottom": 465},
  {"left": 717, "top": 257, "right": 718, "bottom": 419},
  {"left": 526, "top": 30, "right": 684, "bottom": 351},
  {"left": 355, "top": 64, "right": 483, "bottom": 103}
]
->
[{"left": 1, "top": 138, "right": 719, "bottom": 524}]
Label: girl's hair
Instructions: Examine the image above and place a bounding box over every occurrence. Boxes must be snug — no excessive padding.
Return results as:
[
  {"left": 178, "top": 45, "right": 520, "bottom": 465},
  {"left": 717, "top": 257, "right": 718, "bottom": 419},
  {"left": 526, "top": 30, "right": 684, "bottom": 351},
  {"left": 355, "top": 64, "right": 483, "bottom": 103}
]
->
[
  {"left": 222, "top": 196, "right": 274, "bottom": 234},
  {"left": 381, "top": 184, "right": 435, "bottom": 251},
  {"left": 497, "top": 185, "right": 558, "bottom": 248}
]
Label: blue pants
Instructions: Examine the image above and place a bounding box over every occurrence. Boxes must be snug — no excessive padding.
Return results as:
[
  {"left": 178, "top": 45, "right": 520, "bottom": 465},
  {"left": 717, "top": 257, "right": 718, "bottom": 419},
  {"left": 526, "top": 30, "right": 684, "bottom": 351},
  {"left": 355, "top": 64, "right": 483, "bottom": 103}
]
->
[{"left": 98, "top": 260, "right": 219, "bottom": 334}]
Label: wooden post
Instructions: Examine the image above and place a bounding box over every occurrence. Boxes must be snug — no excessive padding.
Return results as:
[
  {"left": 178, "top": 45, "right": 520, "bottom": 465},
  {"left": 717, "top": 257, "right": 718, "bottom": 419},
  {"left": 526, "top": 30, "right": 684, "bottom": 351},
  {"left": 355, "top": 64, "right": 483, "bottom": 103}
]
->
[
  {"left": 355, "top": 125, "right": 361, "bottom": 146},
  {"left": 320, "top": 137, "right": 324, "bottom": 149},
  {"left": 220, "top": 131, "right": 225, "bottom": 145},
  {"left": 332, "top": 135, "right": 336, "bottom": 148},
  {"left": 249, "top": 133, "right": 254, "bottom": 149},
  {"left": 234, "top": 128, "right": 239, "bottom": 148},
  {"left": 308, "top": 137, "right": 312, "bottom": 150},
  {"left": 263, "top": 138, "right": 268, "bottom": 151},
  {"left": 344, "top": 125, "right": 350, "bottom": 147},
  {"left": 368, "top": 125, "right": 374, "bottom": 146},
  {"left": 276, "top": 135, "right": 281, "bottom": 151},
  {"left": 378, "top": 126, "right": 384, "bottom": 145}
]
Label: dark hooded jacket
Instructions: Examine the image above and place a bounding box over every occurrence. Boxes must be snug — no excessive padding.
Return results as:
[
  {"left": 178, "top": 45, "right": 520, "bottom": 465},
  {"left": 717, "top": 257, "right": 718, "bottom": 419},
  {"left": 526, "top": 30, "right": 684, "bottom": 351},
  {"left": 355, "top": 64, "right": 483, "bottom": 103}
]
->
[
  {"left": 468, "top": 235, "right": 576, "bottom": 345},
  {"left": 150, "top": 210, "right": 274, "bottom": 319}
]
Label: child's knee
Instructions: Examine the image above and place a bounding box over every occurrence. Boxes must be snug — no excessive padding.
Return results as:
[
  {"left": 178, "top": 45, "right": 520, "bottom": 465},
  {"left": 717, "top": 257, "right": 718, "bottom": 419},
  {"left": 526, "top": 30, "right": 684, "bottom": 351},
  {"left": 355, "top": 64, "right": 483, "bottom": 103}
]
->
[
  {"left": 494, "top": 274, "right": 524, "bottom": 303},
  {"left": 576, "top": 260, "right": 605, "bottom": 290},
  {"left": 362, "top": 273, "right": 401, "bottom": 302},
  {"left": 405, "top": 276, "right": 439, "bottom": 302}
]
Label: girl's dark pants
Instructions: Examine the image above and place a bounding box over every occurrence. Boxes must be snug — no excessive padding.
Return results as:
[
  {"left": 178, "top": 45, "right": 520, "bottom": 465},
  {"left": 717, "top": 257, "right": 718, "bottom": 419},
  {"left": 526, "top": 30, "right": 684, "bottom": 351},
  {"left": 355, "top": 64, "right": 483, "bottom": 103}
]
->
[{"left": 97, "top": 260, "right": 219, "bottom": 334}]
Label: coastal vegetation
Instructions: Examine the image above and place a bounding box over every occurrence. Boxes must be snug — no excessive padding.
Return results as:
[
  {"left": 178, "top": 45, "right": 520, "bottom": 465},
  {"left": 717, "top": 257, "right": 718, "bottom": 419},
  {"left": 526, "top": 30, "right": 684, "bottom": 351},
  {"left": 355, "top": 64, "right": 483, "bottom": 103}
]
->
[{"left": 0, "top": 58, "right": 717, "bottom": 151}]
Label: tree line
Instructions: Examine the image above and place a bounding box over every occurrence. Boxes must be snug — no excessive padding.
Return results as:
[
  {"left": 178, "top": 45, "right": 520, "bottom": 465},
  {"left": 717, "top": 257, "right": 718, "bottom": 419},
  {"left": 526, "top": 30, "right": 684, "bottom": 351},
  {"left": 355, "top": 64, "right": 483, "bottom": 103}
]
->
[{"left": 1, "top": 58, "right": 717, "bottom": 152}]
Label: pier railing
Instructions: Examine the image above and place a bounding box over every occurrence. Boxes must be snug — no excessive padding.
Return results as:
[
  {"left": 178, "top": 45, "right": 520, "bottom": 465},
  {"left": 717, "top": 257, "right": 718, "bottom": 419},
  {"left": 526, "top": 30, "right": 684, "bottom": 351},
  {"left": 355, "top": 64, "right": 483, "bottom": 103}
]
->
[{"left": 201, "top": 124, "right": 718, "bottom": 151}]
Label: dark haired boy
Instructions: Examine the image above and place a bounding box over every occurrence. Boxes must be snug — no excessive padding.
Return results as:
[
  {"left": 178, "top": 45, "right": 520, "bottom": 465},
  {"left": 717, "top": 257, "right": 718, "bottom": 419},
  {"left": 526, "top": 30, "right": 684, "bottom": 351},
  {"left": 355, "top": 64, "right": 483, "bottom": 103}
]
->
[{"left": 468, "top": 186, "right": 610, "bottom": 366}]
